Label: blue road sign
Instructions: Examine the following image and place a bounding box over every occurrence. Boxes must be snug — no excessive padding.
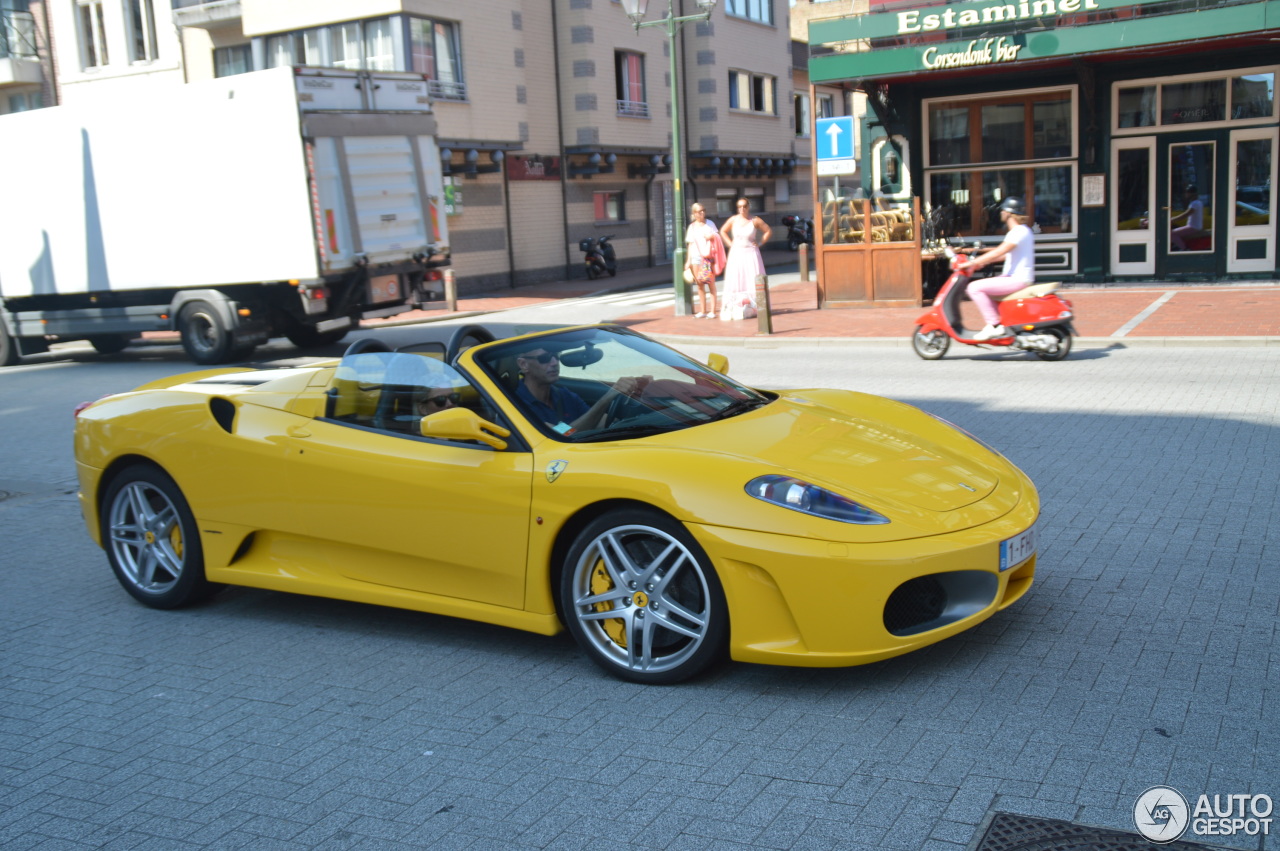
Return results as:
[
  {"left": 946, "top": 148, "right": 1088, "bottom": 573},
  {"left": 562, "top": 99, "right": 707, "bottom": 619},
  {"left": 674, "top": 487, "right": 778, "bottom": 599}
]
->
[{"left": 815, "top": 116, "right": 855, "bottom": 160}]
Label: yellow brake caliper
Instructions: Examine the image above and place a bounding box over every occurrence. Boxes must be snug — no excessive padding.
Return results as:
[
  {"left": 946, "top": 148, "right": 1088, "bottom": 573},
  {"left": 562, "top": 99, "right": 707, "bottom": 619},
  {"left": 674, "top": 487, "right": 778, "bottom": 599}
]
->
[
  {"left": 590, "top": 558, "right": 627, "bottom": 648},
  {"left": 169, "top": 523, "right": 183, "bottom": 559}
]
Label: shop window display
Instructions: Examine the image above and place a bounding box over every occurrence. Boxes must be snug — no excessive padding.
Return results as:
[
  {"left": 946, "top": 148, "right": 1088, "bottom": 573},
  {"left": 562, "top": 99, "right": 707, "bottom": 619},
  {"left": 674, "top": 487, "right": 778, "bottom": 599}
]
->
[{"left": 924, "top": 89, "right": 1077, "bottom": 237}]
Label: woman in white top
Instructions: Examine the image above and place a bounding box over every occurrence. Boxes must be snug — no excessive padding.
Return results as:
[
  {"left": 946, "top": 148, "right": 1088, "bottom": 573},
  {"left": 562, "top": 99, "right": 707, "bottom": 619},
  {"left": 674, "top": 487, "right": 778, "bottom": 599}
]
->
[
  {"left": 963, "top": 196, "right": 1035, "bottom": 340},
  {"left": 683, "top": 203, "right": 722, "bottom": 318},
  {"left": 1170, "top": 185, "right": 1207, "bottom": 251}
]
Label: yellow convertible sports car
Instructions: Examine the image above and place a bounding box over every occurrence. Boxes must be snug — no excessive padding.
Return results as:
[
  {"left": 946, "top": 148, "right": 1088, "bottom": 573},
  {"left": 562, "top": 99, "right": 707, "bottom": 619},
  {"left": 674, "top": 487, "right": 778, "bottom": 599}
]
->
[{"left": 74, "top": 325, "right": 1038, "bottom": 684}]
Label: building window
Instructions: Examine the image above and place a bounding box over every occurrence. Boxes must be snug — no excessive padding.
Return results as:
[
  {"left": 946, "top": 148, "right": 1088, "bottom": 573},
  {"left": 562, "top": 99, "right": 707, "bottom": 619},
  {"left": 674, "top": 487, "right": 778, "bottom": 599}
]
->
[
  {"left": 214, "top": 44, "right": 252, "bottom": 78},
  {"left": 330, "top": 22, "right": 363, "bottom": 69},
  {"left": 265, "top": 29, "right": 322, "bottom": 68},
  {"left": 364, "top": 18, "right": 396, "bottom": 71},
  {"left": 261, "top": 18, "right": 403, "bottom": 75},
  {"left": 1, "top": 2, "right": 37, "bottom": 59},
  {"left": 793, "top": 92, "right": 810, "bottom": 137},
  {"left": 125, "top": 0, "right": 158, "bottom": 63},
  {"left": 1114, "top": 67, "right": 1276, "bottom": 131},
  {"left": 725, "top": 0, "right": 772, "bottom": 25},
  {"left": 816, "top": 93, "right": 834, "bottom": 118},
  {"left": 7, "top": 91, "right": 42, "bottom": 111},
  {"left": 924, "top": 87, "right": 1077, "bottom": 236},
  {"left": 76, "top": 0, "right": 108, "bottom": 68},
  {"left": 410, "top": 17, "right": 464, "bottom": 100},
  {"left": 594, "top": 191, "right": 625, "bottom": 223},
  {"left": 729, "top": 70, "right": 775, "bottom": 115},
  {"left": 615, "top": 51, "right": 647, "bottom": 117}
]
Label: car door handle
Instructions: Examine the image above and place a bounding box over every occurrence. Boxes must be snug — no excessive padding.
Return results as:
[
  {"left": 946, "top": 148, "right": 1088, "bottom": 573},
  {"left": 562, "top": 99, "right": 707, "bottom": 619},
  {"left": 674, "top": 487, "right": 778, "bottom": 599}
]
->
[{"left": 287, "top": 425, "right": 312, "bottom": 438}]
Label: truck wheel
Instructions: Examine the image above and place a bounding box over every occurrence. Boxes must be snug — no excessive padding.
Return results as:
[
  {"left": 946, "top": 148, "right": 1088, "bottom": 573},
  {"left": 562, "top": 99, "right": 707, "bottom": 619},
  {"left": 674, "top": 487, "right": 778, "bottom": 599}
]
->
[
  {"left": 88, "top": 335, "right": 131, "bottom": 355},
  {"left": 179, "top": 300, "right": 234, "bottom": 365},
  {"left": 285, "top": 327, "right": 349, "bottom": 349},
  {"left": 0, "top": 322, "right": 18, "bottom": 367}
]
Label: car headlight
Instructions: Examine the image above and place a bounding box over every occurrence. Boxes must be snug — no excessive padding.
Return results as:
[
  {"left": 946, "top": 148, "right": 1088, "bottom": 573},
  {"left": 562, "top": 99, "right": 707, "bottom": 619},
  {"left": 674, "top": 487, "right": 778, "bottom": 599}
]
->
[{"left": 746, "top": 475, "right": 889, "bottom": 525}]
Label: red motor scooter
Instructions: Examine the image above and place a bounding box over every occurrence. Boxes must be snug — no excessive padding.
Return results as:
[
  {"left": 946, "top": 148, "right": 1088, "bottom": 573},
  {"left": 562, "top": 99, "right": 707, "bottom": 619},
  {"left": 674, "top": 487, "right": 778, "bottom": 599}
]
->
[{"left": 912, "top": 245, "right": 1075, "bottom": 361}]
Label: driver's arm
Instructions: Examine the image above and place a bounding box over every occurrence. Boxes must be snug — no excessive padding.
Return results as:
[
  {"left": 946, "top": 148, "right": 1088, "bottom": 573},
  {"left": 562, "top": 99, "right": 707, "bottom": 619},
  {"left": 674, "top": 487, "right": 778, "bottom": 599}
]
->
[{"left": 570, "top": 376, "right": 651, "bottom": 431}]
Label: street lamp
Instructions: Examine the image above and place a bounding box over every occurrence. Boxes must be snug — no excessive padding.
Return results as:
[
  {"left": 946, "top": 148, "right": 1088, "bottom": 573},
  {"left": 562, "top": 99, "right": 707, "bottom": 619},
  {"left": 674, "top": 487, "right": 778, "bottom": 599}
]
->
[{"left": 620, "top": 0, "right": 718, "bottom": 316}]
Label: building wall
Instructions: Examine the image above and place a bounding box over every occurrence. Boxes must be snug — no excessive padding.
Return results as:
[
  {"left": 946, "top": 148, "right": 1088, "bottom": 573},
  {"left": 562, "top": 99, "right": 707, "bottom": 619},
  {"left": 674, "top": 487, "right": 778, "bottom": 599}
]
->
[{"left": 50, "top": 0, "right": 185, "bottom": 103}]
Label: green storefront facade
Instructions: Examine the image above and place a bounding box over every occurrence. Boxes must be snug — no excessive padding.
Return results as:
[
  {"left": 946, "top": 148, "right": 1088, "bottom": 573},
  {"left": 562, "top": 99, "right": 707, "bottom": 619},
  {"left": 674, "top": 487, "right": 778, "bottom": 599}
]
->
[{"left": 808, "top": 0, "right": 1279, "bottom": 282}]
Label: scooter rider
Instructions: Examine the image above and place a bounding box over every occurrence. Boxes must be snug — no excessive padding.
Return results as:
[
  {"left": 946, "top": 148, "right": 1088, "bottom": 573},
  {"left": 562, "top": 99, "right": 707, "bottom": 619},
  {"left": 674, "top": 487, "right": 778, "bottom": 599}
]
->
[{"left": 963, "top": 196, "right": 1035, "bottom": 341}]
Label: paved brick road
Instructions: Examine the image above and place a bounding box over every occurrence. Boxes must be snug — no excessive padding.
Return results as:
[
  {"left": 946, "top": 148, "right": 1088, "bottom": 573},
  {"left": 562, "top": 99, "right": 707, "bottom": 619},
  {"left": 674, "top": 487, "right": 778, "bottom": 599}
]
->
[{"left": 2, "top": 331, "right": 1277, "bottom": 849}]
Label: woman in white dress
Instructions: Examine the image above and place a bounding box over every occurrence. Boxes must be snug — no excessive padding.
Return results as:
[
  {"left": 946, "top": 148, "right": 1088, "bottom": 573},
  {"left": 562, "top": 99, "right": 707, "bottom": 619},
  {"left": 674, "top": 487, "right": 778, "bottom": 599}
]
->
[{"left": 718, "top": 198, "right": 771, "bottom": 321}]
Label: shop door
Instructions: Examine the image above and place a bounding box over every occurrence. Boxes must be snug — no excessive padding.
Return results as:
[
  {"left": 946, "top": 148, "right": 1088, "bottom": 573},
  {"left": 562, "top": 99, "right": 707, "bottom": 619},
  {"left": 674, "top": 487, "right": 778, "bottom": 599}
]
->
[
  {"left": 1111, "top": 136, "right": 1155, "bottom": 276},
  {"left": 1157, "top": 133, "right": 1223, "bottom": 277},
  {"left": 1227, "top": 128, "right": 1277, "bottom": 273}
]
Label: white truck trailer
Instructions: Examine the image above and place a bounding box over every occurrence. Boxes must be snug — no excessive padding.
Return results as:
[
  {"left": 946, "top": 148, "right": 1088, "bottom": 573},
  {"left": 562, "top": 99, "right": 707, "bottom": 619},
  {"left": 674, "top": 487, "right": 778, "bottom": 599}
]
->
[{"left": 0, "top": 66, "right": 451, "bottom": 365}]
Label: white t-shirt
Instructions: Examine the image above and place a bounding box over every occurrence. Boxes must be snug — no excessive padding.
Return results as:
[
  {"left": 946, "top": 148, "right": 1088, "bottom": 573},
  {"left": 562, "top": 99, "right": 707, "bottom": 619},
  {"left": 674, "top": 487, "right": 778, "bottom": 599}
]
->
[
  {"left": 1001, "top": 224, "right": 1035, "bottom": 284},
  {"left": 1185, "top": 198, "right": 1204, "bottom": 230}
]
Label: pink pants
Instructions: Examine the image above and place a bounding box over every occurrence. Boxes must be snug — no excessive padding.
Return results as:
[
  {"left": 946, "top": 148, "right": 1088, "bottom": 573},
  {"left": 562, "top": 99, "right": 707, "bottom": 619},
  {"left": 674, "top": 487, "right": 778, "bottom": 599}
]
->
[{"left": 968, "top": 276, "right": 1030, "bottom": 325}]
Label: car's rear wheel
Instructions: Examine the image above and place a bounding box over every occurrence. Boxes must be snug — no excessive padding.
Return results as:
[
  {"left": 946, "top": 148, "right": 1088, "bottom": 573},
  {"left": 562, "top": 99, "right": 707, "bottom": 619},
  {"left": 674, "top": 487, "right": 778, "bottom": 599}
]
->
[
  {"left": 101, "top": 465, "right": 217, "bottom": 609},
  {"left": 560, "top": 509, "right": 727, "bottom": 684}
]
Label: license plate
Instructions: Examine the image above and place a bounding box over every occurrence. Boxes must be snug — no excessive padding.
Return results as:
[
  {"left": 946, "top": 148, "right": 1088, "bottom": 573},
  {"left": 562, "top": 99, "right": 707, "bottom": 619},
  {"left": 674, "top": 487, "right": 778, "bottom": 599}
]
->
[
  {"left": 1000, "top": 524, "right": 1036, "bottom": 571},
  {"left": 368, "top": 274, "right": 402, "bottom": 304}
]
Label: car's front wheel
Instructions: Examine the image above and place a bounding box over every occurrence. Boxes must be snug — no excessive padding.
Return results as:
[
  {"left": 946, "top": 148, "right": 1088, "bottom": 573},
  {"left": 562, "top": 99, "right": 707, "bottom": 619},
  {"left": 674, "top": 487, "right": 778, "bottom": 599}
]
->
[
  {"left": 101, "top": 465, "right": 218, "bottom": 609},
  {"left": 560, "top": 509, "right": 727, "bottom": 683}
]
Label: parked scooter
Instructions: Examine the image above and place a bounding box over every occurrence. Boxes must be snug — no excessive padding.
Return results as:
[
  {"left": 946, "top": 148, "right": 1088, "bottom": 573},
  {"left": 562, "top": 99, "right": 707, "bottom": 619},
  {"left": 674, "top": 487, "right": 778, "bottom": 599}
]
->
[
  {"left": 579, "top": 235, "right": 618, "bottom": 280},
  {"left": 912, "top": 243, "right": 1076, "bottom": 361},
  {"left": 780, "top": 215, "right": 814, "bottom": 251}
]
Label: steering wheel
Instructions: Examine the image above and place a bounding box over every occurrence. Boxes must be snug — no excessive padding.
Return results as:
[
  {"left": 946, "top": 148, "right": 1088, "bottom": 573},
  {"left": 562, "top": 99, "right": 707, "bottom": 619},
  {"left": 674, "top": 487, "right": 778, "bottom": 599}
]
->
[
  {"left": 445, "top": 324, "right": 496, "bottom": 364},
  {"left": 603, "top": 389, "right": 632, "bottom": 426}
]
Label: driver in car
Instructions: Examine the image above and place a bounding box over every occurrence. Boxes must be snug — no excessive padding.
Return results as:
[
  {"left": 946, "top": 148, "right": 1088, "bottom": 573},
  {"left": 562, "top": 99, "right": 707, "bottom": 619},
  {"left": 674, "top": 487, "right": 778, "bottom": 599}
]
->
[{"left": 515, "top": 346, "right": 647, "bottom": 435}]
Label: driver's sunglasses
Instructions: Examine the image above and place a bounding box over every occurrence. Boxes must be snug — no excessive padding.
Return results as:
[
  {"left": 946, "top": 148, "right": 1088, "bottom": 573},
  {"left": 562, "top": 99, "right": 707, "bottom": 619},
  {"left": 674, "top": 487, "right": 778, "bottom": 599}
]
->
[
  {"left": 524, "top": 352, "right": 559, "bottom": 364},
  {"left": 423, "top": 392, "right": 461, "bottom": 408}
]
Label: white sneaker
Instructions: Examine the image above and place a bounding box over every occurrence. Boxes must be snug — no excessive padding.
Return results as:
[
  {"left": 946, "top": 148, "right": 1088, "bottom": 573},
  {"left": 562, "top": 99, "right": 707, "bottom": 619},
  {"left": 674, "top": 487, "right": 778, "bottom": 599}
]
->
[
  {"left": 973, "top": 324, "right": 1007, "bottom": 341},
  {"left": 694, "top": 312, "right": 705, "bottom": 319}
]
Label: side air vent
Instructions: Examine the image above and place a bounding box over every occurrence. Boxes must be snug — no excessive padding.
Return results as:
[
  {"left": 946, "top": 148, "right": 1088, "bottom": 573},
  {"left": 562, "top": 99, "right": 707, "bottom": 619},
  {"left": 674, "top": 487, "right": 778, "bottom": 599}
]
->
[{"left": 209, "top": 397, "right": 237, "bottom": 433}]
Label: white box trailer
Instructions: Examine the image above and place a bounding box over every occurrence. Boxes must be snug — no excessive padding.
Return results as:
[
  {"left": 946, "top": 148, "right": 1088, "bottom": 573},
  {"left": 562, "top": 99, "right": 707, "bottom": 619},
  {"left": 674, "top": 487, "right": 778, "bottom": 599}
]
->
[{"left": 0, "top": 66, "right": 450, "bottom": 365}]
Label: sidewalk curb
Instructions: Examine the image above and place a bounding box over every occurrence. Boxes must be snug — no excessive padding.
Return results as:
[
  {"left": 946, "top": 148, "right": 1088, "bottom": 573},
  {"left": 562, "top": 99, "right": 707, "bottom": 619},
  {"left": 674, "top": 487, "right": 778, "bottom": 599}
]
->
[{"left": 642, "top": 334, "right": 1280, "bottom": 348}]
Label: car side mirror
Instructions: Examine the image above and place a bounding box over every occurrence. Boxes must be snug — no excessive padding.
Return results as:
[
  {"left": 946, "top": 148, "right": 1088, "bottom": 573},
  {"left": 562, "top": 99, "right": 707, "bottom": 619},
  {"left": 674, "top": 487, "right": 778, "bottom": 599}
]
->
[
  {"left": 420, "top": 407, "right": 511, "bottom": 450},
  {"left": 706, "top": 353, "right": 729, "bottom": 374}
]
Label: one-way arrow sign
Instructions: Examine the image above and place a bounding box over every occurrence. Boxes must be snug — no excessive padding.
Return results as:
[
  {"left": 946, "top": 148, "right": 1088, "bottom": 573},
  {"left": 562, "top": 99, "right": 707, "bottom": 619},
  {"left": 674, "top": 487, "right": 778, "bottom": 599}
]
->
[{"left": 816, "top": 116, "right": 855, "bottom": 160}]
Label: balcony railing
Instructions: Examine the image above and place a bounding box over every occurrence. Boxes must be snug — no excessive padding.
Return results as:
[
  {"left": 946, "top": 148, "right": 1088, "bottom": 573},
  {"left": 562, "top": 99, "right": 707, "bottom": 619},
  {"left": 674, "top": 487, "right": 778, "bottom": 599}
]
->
[
  {"left": 427, "top": 79, "right": 467, "bottom": 102},
  {"left": 617, "top": 99, "right": 650, "bottom": 118},
  {"left": 1, "top": 10, "right": 37, "bottom": 59},
  {"left": 171, "top": 0, "right": 242, "bottom": 29}
]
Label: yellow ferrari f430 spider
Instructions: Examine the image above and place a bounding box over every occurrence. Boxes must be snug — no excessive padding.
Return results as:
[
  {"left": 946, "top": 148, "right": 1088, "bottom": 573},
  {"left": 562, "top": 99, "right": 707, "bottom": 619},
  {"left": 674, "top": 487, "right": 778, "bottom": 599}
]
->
[{"left": 75, "top": 325, "right": 1038, "bottom": 683}]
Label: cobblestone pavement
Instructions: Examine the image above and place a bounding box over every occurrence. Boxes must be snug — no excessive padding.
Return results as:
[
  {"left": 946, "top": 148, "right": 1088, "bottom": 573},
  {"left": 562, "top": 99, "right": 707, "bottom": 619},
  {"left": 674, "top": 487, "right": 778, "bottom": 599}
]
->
[{"left": 2, "top": 332, "right": 1278, "bottom": 849}]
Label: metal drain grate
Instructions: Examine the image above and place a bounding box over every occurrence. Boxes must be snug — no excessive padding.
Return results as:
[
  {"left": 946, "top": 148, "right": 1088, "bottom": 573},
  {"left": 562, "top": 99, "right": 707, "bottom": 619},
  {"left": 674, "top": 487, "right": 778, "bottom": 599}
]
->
[{"left": 975, "top": 812, "right": 1221, "bottom": 851}]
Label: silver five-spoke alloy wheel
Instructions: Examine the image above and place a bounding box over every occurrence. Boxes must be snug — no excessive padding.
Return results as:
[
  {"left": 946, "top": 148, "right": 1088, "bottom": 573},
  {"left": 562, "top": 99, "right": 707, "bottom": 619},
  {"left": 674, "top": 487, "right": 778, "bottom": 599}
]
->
[
  {"left": 101, "top": 466, "right": 215, "bottom": 609},
  {"left": 109, "top": 480, "right": 185, "bottom": 596},
  {"left": 562, "top": 511, "right": 727, "bottom": 683}
]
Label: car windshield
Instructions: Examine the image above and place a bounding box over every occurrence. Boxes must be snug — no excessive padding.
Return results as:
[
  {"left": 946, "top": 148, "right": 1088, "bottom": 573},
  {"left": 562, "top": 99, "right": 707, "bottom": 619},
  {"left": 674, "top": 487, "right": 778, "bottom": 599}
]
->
[{"left": 473, "top": 326, "right": 770, "bottom": 442}]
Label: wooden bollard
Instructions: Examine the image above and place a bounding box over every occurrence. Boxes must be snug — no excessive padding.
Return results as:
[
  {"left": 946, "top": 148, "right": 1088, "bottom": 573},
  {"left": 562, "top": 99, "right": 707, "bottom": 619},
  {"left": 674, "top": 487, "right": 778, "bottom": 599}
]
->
[
  {"left": 799, "top": 243, "right": 810, "bottom": 282},
  {"left": 755, "top": 274, "right": 772, "bottom": 335},
  {"left": 444, "top": 268, "right": 458, "bottom": 312}
]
